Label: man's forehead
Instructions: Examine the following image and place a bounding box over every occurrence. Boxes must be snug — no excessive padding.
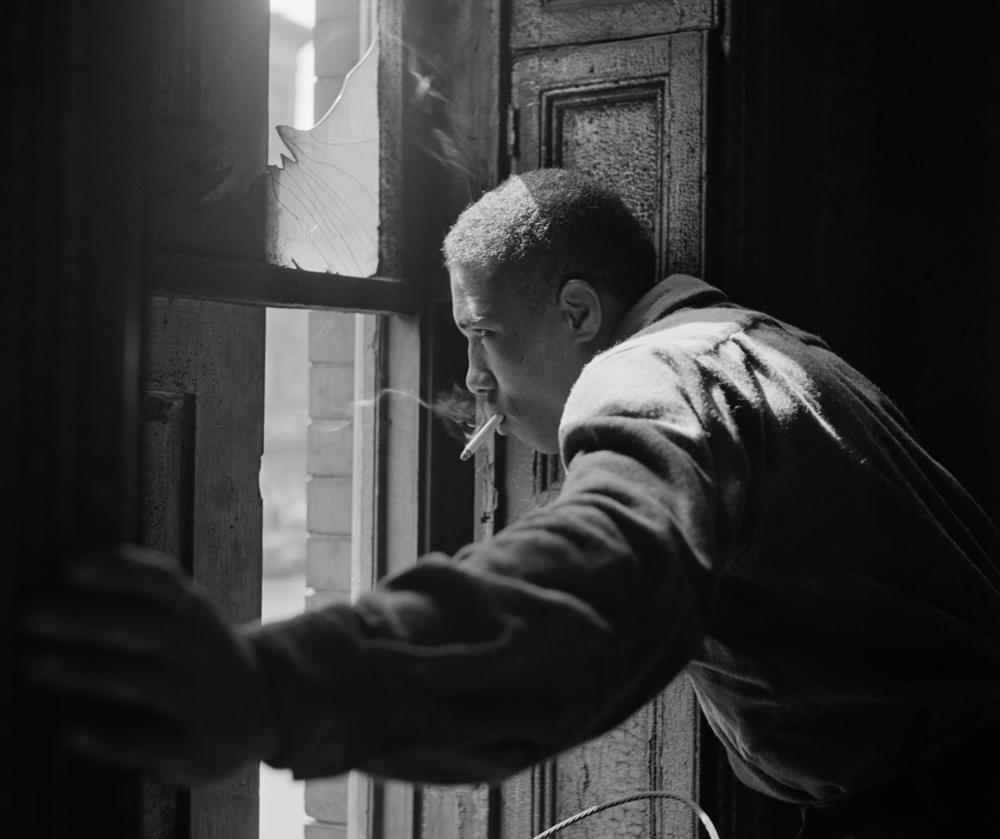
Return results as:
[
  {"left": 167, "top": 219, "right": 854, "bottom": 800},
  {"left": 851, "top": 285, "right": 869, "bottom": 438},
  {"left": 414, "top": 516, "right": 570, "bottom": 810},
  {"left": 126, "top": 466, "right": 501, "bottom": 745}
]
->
[
  {"left": 452, "top": 291, "right": 501, "bottom": 328},
  {"left": 450, "top": 267, "right": 507, "bottom": 316},
  {"left": 451, "top": 263, "right": 496, "bottom": 291}
]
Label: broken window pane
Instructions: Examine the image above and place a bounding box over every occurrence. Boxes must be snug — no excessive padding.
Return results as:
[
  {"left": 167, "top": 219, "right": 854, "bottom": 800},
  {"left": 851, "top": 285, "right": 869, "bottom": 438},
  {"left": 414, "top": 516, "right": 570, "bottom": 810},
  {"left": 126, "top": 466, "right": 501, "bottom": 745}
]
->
[{"left": 266, "top": 3, "right": 378, "bottom": 276}]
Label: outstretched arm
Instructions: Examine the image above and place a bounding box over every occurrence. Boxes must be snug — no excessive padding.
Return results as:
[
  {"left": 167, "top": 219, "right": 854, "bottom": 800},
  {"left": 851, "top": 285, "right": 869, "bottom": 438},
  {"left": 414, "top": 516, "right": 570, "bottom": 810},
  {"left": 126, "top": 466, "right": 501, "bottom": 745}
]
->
[
  {"left": 22, "top": 348, "right": 747, "bottom": 784},
  {"left": 22, "top": 544, "right": 276, "bottom": 783}
]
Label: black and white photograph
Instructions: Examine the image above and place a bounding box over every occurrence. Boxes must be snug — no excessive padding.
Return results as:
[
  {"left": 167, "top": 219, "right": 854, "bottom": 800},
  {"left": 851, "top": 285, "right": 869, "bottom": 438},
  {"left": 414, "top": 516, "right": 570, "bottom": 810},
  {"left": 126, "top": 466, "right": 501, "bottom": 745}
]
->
[{"left": 5, "top": 2, "right": 999, "bottom": 838}]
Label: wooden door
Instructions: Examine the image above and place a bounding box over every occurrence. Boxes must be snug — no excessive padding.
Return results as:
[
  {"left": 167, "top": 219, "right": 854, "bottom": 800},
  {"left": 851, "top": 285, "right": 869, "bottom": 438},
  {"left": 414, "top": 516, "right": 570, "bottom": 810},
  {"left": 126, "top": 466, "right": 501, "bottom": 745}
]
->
[
  {"left": 498, "top": 5, "right": 716, "bottom": 839},
  {"left": 3, "top": 0, "right": 268, "bottom": 833},
  {"left": 141, "top": 1, "right": 269, "bottom": 837},
  {"left": 140, "top": 299, "right": 265, "bottom": 839},
  {"left": 414, "top": 4, "right": 721, "bottom": 838}
]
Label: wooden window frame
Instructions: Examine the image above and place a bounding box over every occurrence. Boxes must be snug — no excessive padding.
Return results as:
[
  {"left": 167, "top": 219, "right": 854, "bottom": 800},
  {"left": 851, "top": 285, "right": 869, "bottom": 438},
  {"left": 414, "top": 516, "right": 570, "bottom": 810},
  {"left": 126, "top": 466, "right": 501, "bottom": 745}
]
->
[
  {"left": 150, "top": 252, "right": 418, "bottom": 314},
  {"left": 151, "top": 0, "right": 416, "bottom": 318},
  {"left": 251, "top": 3, "right": 427, "bottom": 838}
]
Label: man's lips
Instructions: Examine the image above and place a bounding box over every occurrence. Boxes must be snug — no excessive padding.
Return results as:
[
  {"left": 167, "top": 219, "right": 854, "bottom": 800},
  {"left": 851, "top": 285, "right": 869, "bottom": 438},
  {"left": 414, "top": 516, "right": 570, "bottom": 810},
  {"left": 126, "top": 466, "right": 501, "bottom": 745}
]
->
[{"left": 484, "top": 406, "right": 507, "bottom": 435}]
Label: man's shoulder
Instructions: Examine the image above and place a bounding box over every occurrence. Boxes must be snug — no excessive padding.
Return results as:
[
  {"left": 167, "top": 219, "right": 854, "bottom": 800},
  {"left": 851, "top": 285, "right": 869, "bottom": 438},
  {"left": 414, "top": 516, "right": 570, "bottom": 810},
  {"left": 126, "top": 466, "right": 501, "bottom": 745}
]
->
[
  {"left": 601, "top": 303, "right": 754, "bottom": 366},
  {"left": 562, "top": 315, "right": 733, "bottom": 431},
  {"left": 565, "top": 303, "right": 833, "bottom": 428},
  {"left": 611, "top": 299, "right": 830, "bottom": 367}
]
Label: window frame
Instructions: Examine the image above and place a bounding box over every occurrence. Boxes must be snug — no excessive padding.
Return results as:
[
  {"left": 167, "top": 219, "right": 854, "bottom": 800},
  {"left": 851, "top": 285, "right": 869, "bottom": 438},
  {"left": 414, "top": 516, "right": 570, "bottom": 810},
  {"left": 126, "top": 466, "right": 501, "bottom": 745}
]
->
[
  {"left": 150, "top": 252, "right": 418, "bottom": 313},
  {"left": 152, "top": 0, "right": 414, "bottom": 317}
]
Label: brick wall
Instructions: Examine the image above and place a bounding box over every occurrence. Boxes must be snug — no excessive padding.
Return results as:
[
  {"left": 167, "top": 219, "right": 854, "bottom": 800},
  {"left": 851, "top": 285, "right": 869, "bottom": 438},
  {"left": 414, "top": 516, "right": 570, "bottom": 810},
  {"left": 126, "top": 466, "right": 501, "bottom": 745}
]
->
[
  {"left": 305, "top": 4, "right": 376, "bottom": 836},
  {"left": 306, "top": 309, "right": 356, "bottom": 838}
]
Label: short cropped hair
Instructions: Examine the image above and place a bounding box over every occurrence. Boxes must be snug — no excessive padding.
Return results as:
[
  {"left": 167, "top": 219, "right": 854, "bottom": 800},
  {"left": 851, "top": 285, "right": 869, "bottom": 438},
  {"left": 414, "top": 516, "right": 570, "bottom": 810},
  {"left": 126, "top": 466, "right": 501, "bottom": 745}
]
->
[{"left": 442, "top": 169, "right": 656, "bottom": 307}]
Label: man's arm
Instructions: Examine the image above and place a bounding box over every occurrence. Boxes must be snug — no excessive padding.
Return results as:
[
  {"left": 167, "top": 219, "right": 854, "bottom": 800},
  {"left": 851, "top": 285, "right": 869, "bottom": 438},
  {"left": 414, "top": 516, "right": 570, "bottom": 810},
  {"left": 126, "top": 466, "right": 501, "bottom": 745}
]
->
[
  {"left": 22, "top": 348, "right": 748, "bottom": 784},
  {"left": 248, "top": 347, "right": 748, "bottom": 782},
  {"left": 21, "top": 544, "right": 277, "bottom": 783}
]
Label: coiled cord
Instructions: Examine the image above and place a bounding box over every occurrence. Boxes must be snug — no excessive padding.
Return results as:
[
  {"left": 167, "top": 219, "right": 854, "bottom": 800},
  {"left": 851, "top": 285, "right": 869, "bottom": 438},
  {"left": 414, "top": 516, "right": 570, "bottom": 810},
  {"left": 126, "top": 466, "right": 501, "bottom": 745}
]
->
[{"left": 529, "top": 790, "right": 721, "bottom": 839}]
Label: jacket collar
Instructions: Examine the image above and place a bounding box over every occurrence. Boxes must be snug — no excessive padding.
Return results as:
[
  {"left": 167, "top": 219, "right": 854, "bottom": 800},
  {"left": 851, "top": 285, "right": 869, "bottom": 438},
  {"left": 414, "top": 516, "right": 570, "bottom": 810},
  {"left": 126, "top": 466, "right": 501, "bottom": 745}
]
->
[{"left": 610, "top": 274, "right": 729, "bottom": 345}]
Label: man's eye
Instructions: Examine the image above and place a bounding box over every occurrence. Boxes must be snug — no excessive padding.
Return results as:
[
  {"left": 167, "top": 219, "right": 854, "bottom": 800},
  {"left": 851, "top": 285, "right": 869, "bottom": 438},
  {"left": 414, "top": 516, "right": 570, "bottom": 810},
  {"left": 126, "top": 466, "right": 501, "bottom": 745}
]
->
[{"left": 471, "top": 328, "right": 490, "bottom": 339}]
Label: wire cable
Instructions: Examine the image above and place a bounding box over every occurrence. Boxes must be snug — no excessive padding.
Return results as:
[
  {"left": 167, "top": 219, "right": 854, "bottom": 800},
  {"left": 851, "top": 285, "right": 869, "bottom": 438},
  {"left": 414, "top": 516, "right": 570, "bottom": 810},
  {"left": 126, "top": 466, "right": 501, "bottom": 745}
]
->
[{"left": 528, "top": 789, "right": 721, "bottom": 839}]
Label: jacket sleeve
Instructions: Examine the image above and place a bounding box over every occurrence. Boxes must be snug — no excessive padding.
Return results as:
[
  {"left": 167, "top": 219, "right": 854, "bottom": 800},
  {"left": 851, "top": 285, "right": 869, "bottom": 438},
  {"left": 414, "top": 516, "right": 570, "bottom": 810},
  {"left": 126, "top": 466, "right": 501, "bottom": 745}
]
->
[{"left": 245, "top": 345, "right": 750, "bottom": 783}]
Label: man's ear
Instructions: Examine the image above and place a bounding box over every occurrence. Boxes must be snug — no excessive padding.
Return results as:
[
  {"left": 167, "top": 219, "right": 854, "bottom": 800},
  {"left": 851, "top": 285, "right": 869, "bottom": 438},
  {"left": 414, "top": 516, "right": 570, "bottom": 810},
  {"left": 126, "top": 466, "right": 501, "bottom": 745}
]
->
[{"left": 557, "top": 278, "right": 603, "bottom": 343}]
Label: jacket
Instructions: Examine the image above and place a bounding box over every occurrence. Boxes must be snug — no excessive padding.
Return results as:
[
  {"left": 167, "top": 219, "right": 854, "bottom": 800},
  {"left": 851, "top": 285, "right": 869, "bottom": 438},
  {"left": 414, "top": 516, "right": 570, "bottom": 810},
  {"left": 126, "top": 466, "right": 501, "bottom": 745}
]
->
[{"left": 249, "top": 275, "right": 1000, "bottom": 804}]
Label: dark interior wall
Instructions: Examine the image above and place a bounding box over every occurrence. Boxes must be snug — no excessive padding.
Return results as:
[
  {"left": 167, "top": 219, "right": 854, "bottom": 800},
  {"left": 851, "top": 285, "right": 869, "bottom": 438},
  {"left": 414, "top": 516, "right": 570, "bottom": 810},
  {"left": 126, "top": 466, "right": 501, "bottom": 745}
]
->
[
  {"left": 3, "top": 2, "right": 153, "bottom": 835},
  {"left": 719, "top": 1, "right": 1000, "bottom": 522},
  {"left": 704, "top": 7, "right": 999, "bottom": 832}
]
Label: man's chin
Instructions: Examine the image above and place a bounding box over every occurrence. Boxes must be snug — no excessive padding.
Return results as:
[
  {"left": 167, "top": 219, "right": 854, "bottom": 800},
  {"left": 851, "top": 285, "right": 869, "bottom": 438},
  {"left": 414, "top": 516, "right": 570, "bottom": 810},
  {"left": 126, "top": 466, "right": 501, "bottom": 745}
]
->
[
  {"left": 515, "top": 432, "right": 560, "bottom": 456},
  {"left": 503, "top": 418, "right": 559, "bottom": 455}
]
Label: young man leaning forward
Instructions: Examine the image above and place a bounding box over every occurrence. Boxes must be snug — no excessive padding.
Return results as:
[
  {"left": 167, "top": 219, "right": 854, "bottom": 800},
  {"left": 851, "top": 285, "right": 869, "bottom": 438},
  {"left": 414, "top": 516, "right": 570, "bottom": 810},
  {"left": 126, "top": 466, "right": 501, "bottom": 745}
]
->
[{"left": 25, "top": 169, "right": 1000, "bottom": 838}]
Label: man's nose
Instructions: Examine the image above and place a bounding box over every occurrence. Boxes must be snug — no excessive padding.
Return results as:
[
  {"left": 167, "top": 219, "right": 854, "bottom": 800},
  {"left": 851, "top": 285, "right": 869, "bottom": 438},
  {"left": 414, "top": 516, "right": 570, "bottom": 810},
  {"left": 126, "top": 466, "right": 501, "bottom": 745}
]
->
[{"left": 465, "top": 345, "right": 496, "bottom": 395}]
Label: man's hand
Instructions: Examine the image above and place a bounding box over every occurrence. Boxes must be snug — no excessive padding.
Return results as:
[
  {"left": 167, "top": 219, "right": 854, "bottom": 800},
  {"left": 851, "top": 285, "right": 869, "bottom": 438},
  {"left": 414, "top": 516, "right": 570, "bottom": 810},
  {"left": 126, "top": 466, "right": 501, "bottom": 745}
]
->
[{"left": 21, "top": 544, "right": 276, "bottom": 784}]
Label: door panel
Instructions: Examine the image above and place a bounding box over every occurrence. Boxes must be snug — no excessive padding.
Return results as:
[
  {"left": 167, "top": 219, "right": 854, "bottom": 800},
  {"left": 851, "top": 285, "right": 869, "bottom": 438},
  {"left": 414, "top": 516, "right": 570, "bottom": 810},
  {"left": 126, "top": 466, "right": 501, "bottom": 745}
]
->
[
  {"left": 511, "top": 0, "right": 716, "bottom": 50},
  {"left": 501, "top": 22, "right": 713, "bottom": 839},
  {"left": 144, "top": 1, "right": 269, "bottom": 834},
  {"left": 139, "top": 390, "right": 196, "bottom": 839},
  {"left": 142, "top": 0, "right": 269, "bottom": 839},
  {"left": 513, "top": 31, "right": 708, "bottom": 278},
  {"left": 151, "top": 0, "right": 269, "bottom": 261},
  {"left": 143, "top": 297, "right": 265, "bottom": 839}
]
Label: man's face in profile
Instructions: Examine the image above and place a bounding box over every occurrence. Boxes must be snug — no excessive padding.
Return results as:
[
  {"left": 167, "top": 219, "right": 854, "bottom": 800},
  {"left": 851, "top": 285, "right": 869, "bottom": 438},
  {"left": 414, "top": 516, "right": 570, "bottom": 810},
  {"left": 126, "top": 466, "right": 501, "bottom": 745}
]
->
[{"left": 450, "top": 265, "right": 585, "bottom": 454}]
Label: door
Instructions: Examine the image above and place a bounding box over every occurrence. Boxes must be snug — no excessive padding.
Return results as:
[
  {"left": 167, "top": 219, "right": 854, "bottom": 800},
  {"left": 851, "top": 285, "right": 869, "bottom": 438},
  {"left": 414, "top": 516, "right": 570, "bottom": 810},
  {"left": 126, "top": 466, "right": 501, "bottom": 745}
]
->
[
  {"left": 501, "top": 9, "right": 714, "bottom": 839},
  {"left": 142, "top": 0, "right": 270, "bottom": 836},
  {"left": 409, "top": 4, "right": 722, "bottom": 838},
  {"left": 140, "top": 299, "right": 265, "bottom": 839}
]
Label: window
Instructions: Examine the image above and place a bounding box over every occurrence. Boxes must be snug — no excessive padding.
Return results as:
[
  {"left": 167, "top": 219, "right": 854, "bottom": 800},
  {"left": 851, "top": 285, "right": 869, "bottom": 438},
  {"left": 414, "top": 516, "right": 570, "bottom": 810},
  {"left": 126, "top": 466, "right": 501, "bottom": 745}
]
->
[{"left": 261, "top": 5, "right": 420, "bottom": 839}]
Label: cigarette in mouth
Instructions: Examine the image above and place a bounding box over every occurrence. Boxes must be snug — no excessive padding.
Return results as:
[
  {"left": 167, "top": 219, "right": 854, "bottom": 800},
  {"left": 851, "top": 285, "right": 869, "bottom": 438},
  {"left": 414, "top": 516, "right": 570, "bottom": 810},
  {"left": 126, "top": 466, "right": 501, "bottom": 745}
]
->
[{"left": 460, "top": 414, "right": 504, "bottom": 461}]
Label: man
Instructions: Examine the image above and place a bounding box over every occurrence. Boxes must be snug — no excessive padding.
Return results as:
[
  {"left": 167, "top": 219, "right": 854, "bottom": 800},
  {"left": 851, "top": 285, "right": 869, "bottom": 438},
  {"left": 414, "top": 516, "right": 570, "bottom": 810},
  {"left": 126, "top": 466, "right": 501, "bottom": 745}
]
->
[{"left": 25, "top": 169, "right": 1000, "bottom": 837}]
